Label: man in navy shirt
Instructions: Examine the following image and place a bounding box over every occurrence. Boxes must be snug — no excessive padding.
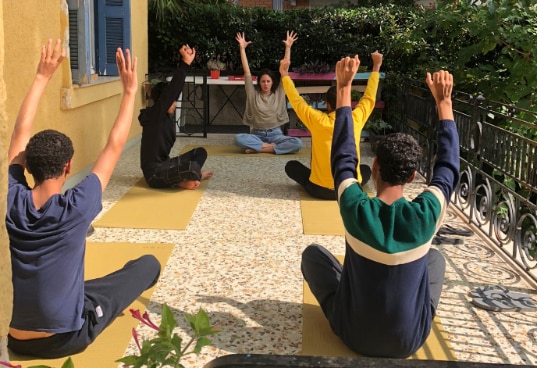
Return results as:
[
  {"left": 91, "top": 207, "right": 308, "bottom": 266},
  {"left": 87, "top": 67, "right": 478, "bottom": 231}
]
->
[
  {"left": 6, "top": 39, "right": 161, "bottom": 358},
  {"left": 302, "top": 55, "right": 459, "bottom": 357}
]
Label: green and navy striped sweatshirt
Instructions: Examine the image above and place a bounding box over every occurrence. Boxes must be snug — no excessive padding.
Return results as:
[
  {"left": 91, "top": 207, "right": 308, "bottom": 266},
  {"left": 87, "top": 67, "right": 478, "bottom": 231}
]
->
[{"left": 329, "top": 106, "right": 459, "bottom": 357}]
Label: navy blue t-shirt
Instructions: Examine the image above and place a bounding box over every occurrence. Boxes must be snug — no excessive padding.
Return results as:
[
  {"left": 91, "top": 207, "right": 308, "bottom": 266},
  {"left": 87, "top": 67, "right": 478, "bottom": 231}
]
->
[{"left": 7, "top": 164, "right": 102, "bottom": 333}]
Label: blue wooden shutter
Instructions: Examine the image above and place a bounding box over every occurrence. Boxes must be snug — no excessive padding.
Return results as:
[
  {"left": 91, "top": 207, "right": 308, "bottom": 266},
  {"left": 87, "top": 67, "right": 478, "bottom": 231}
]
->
[{"left": 96, "top": 0, "right": 131, "bottom": 75}]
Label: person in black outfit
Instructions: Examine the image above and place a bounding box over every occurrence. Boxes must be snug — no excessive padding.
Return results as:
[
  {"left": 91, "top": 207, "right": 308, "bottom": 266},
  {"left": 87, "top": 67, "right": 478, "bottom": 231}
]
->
[{"left": 139, "top": 45, "right": 213, "bottom": 190}]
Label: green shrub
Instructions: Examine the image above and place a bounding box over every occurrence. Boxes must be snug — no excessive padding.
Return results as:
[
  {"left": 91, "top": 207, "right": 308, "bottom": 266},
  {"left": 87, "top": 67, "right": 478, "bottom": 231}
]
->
[{"left": 147, "top": 1, "right": 536, "bottom": 123}]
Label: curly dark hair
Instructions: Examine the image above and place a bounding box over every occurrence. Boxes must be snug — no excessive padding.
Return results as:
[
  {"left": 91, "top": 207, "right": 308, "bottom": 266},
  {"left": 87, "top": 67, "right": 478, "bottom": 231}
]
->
[
  {"left": 25, "top": 129, "right": 74, "bottom": 183},
  {"left": 256, "top": 69, "right": 279, "bottom": 93},
  {"left": 376, "top": 133, "right": 422, "bottom": 185}
]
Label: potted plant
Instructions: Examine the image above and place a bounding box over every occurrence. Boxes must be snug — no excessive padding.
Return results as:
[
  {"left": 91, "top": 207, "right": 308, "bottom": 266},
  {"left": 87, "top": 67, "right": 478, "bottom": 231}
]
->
[
  {"left": 364, "top": 118, "right": 394, "bottom": 153},
  {"left": 206, "top": 54, "right": 226, "bottom": 79}
]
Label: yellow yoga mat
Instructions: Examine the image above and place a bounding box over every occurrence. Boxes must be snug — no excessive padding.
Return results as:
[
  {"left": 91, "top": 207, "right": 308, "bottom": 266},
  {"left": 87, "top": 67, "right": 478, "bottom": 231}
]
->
[
  {"left": 299, "top": 190, "right": 344, "bottom": 236},
  {"left": 302, "top": 256, "right": 455, "bottom": 361},
  {"left": 299, "top": 184, "right": 373, "bottom": 236},
  {"left": 181, "top": 144, "right": 311, "bottom": 158},
  {"left": 94, "top": 178, "right": 208, "bottom": 230},
  {"left": 10, "top": 241, "right": 175, "bottom": 368}
]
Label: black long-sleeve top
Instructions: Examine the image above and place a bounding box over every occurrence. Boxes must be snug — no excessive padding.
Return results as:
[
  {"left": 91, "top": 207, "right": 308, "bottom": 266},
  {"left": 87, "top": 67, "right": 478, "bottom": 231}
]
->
[{"left": 139, "top": 61, "right": 190, "bottom": 179}]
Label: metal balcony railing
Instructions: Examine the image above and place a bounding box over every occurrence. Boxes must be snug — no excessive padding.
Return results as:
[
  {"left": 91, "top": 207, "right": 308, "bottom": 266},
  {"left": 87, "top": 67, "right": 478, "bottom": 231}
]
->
[{"left": 390, "top": 81, "right": 537, "bottom": 282}]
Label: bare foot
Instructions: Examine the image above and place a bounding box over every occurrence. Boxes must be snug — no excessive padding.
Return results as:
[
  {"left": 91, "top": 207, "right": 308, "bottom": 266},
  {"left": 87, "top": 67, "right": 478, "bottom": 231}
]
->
[
  {"left": 260, "top": 143, "right": 276, "bottom": 153},
  {"left": 178, "top": 180, "right": 200, "bottom": 190},
  {"left": 201, "top": 171, "right": 214, "bottom": 180},
  {"left": 244, "top": 149, "right": 257, "bottom": 154}
]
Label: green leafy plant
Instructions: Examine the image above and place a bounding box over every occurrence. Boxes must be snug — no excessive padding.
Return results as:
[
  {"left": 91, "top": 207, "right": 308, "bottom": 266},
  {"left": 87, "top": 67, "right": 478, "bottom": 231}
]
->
[
  {"left": 364, "top": 118, "right": 393, "bottom": 135},
  {"left": 351, "top": 89, "right": 362, "bottom": 101},
  {"left": 116, "top": 304, "right": 219, "bottom": 368}
]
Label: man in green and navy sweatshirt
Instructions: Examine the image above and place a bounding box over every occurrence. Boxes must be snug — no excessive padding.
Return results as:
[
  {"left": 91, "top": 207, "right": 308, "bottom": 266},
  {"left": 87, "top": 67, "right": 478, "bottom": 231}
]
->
[{"left": 301, "top": 55, "right": 459, "bottom": 358}]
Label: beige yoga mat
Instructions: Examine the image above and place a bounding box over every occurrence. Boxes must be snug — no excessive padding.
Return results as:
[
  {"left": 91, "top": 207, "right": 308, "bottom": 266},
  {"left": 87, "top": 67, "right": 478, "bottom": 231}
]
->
[
  {"left": 94, "top": 178, "right": 208, "bottom": 230},
  {"left": 181, "top": 144, "right": 311, "bottom": 158},
  {"left": 299, "top": 184, "right": 373, "bottom": 236},
  {"left": 10, "top": 241, "right": 175, "bottom": 368},
  {"left": 302, "top": 255, "right": 456, "bottom": 360}
]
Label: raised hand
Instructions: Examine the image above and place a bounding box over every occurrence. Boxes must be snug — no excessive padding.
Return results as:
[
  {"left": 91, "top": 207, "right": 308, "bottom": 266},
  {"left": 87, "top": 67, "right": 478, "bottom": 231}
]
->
[
  {"left": 425, "top": 70, "right": 453, "bottom": 104},
  {"left": 180, "top": 44, "right": 196, "bottom": 65},
  {"left": 336, "top": 55, "right": 360, "bottom": 87},
  {"left": 37, "top": 38, "right": 66, "bottom": 80},
  {"left": 426, "top": 70, "right": 454, "bottom": 121},
  {"left": 116, "top": 48, "right": 138, "bottom": 95},
  {"left": 282, "top": 30, "right": 298, "bottom": 48},
  {"left": 371, "top": 50, "right": 383, "bottom": 72},
  {"left": 235, "top": 32, "right": 252, "bottom": 49}
]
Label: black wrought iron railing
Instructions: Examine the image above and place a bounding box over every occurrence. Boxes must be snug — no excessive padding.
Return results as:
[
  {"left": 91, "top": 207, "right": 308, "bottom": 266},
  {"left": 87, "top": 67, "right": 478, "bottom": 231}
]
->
[{"left": 390, "top": 81, "right": 537, "bottom": 282}]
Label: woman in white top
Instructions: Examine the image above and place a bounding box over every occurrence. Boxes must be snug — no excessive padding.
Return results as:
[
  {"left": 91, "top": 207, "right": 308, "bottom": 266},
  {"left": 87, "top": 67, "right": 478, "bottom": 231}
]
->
[{"left": 233, "top": 31, "right": 303, "bottom": 154}]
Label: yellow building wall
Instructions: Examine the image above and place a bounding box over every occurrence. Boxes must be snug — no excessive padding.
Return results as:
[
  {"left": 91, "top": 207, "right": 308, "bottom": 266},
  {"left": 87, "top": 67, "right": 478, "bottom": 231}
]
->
[
  {"left": 0, "top": 0, "right": 14, "bottom": 358},
  {"left": 3, "top": 0, "right": 147, "bottom": 178}
]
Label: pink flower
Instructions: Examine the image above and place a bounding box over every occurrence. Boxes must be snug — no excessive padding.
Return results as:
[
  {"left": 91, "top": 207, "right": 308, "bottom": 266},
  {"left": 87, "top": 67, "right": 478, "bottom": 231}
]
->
[
  {"left": 132, "top": 327, "right": 142, "bottom": 351},
  {"left": 142, "top": 311, "right": 160, "bottom": 330},
  {"left": 130, "top": 308, "right": 143, "bottom": 322},
  {"left": 129, "top": 309, "right": 160, "bottom": 331}
]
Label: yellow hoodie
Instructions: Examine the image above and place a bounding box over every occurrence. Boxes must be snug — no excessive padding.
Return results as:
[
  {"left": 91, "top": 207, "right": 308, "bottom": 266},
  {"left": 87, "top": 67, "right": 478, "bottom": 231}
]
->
[{"left": 282, "top": 72, "right": 380, "bottom": 188}]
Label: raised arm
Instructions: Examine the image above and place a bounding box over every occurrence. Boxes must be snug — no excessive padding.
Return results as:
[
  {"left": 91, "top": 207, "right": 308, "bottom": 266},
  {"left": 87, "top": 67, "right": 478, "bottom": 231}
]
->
[
  {"left": 155, "top": 45, "right": 194, "bottom": 117},
  {"left": 282, "top": 30, "right": 297, "bottom": 60},
  {"left": 352, "top": 51, "right": 382, "bottom": 127},
  {"left": 8, "top": 39, "right": 65, "bottom": 165},
  {"left": 280, "top": 58, "right": 326, "bottom": 130},
  {"left": 425, "top": 70, "right": 460, "bottom": 202},
  {"left": 331, "top": 56, "right": 361, "bottom": 192},
  {"left": 236, "top": 32, "right": 252, "bottom": 77},
  {"left": 91, "top": 48, "right": 138, "bottom": 191}
]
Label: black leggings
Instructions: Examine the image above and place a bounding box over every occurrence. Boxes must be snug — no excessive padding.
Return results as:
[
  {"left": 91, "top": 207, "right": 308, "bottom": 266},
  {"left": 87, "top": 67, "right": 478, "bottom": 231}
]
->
[
  {"left": 145, "top": 147, "right": 208, "bottom": 188},
  {"left": 285, "top": 160, "right": 371, "bottom": 200}
]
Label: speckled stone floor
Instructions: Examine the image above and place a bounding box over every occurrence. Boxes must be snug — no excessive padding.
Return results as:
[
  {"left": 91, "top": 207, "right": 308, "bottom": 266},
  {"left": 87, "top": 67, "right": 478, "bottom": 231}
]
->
[{"left": 89, "top": 134, "right": 537, "bottom": 368}]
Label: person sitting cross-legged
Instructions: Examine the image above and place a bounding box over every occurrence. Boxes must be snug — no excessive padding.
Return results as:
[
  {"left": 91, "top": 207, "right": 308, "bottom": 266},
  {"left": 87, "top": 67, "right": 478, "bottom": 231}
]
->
[
  {"left": 280, "top": 45, "right": 383, "bottom": 199},
  {"left": 233, "top": 31, "right": 303, "bottom": 155},
  {"left": 139, "top": 45, "right": 213, "bottom": 190},
  {"left": 6, "top": 39, "right": 161, "bottom": 359},
  {"left": 301, "top": 54, "right": 460, "bottom": 357}
]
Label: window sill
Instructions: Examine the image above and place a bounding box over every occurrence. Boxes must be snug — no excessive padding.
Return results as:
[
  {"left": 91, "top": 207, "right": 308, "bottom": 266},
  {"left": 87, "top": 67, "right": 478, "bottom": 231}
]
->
[{"left": 61, "top": 77, "right": 122, "bottom": 110}]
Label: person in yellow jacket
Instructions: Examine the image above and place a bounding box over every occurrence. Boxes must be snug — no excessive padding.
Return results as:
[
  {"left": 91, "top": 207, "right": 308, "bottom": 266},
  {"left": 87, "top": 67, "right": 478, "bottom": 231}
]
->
[{"left": 280, "top": 50, "right": 383, "bottom": 200}]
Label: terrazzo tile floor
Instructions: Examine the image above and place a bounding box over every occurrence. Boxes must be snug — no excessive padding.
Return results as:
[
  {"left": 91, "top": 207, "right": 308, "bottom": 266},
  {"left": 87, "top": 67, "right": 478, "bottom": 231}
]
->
[{"left": 89, "top": 134, "right": 537, "bottom": 368}]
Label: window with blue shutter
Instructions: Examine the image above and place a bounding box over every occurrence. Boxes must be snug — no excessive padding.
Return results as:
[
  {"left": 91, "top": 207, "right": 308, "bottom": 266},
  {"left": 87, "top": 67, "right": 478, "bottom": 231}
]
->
[{"left": 68, "top": 0, "right": 131, "bottom": 84}]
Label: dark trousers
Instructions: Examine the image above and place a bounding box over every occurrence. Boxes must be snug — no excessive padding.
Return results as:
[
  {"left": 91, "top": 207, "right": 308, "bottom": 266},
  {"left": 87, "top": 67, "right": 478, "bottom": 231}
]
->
[
  {"left": 285, "top": 160, "right": 371, "bottom": 200},
  {"left": 301, "top": 244, "right": 446, "bottom": 323},
  {"left": 146, "top": 147, "right": 208, "bottom": 188},
  {"left": 8, "top": 255, "right": 161, "bottom": 359}
]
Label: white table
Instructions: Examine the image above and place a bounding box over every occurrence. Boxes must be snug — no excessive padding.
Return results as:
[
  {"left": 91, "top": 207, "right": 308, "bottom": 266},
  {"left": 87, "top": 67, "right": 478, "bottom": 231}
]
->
[{"left": 177, "top": 73, "right": 385, "bottom": 137}]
